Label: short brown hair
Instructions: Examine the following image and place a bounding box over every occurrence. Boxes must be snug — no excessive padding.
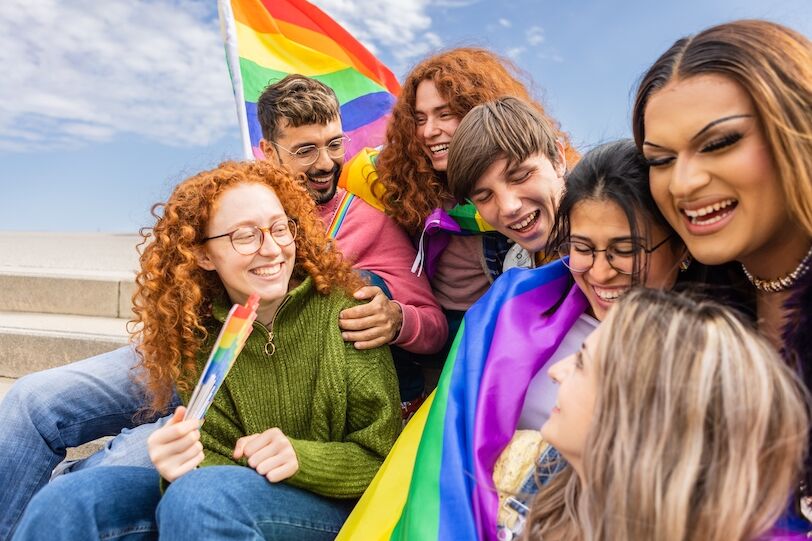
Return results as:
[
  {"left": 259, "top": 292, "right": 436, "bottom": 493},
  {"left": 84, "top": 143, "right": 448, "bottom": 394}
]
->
[
  {"left": 257, "top": 74, "right": 341, "bottom": 141},
  {"left": 447, "top": 96, "right": 559, "bottom": 200}
]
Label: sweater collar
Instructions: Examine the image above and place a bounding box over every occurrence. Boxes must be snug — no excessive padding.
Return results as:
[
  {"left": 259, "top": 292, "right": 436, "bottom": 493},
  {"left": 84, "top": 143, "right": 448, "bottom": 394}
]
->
[{"left": 211, "top": 276, "right": 315, "bottom": 324}]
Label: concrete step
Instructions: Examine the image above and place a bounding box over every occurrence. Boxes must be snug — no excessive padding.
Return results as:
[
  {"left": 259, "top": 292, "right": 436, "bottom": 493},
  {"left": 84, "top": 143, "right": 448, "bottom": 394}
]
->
[
  {"left": 0, "top": 311, "right": 129, "bottom": 378},
  {"left": 0, "top": 269, "right": 136, "bottom": 318}
]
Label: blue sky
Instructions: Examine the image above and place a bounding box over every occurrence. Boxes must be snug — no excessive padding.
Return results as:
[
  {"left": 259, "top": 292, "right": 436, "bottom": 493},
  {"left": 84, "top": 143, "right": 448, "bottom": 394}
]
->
[{"left": 2, "top": 0, "right": 810, "bottom": 232}]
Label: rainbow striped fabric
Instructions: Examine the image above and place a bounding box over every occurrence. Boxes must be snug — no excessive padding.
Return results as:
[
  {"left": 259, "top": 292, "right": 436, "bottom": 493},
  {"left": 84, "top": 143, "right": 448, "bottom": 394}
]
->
[
  {"left": 217, "top": 0, "right": 400, "bottom": 160},
  {"left": 338, "top": 260, "right": 588, "bottom": 540},
  {"left": 184, "top": 293, "right": 260, "bottom": 421}
]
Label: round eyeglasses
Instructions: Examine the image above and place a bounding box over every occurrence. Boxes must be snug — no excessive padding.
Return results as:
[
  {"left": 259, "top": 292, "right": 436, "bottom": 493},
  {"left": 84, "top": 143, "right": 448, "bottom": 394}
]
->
[
  {"left": 271, "top": 136, "right": 351, "bottom": 167},
  {"left": 203, "top": 219, "right": 297, "bottom": 255},
  {"left": 557, "top": 235, "right": 673, "bottom": 275}
]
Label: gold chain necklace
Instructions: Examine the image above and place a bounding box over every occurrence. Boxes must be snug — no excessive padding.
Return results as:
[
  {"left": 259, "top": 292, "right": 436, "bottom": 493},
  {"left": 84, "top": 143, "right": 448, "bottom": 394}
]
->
[{"left": 741, "top": 243, "right": 812, "bottom": 293}]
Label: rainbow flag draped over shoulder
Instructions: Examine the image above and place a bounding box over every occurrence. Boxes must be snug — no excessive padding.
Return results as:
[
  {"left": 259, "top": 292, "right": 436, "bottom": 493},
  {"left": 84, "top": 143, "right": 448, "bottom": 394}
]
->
[
  {"left": 217, "top": 0, "right": 400, "bottom": 160},
  {"left": 338, "top": 260, "right": 589, "bottom": 540}
]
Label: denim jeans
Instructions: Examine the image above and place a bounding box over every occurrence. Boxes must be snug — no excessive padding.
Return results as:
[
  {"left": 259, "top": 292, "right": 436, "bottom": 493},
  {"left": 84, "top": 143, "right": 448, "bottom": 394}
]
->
[
  {"left": 0, "top": 346, "right": 177, "bottom": 541},
  {"left": 13, "top": 466, "right": 356, "bottom": 541}
]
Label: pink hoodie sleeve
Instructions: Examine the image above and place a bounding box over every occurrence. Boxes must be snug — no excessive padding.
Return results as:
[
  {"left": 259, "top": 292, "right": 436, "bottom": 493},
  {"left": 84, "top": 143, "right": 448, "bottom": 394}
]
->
[{"left": 334, "top": 198, "right": 448, "bottom": 354}]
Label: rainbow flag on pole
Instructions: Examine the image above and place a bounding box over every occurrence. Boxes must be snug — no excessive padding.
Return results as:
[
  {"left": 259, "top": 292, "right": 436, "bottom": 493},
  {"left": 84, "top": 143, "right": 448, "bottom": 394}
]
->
[
  {"left": 338, "top": 261, "right": 588, "bottom": 540},
  {"left": 217, "top": 0, "right": 400, "bottom": 160}
]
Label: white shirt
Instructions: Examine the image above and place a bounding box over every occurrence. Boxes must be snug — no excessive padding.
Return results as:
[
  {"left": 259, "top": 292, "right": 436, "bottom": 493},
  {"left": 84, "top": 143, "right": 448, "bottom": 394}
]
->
[{"left": 516, "top": 313, "right": 599, "bottom": 430}]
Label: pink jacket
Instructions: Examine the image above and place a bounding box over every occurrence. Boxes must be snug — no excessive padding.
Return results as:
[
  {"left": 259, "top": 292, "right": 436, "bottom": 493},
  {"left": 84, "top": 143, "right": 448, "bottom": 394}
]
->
[{"left": 318, "top": 189, "right": 448, "bottom": 354}]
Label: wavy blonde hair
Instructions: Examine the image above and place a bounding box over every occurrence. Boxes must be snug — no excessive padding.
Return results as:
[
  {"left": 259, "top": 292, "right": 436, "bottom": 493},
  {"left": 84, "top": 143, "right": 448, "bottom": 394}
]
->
[
  {"left": 374, "top": 47, "right": 580, "bottom": 235},
  {"left": 131, "top": 160, "right": 363, "bottom": 414},
  {"left": 524, "top": 288, "right": 809, "bottom": 541},
  {"left": 632, "top": 19, "right": 812, "bottom": 236}
]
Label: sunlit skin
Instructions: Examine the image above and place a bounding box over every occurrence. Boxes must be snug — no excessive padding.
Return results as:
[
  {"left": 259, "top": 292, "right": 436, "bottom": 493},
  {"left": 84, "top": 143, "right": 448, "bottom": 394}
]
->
[
  {"left": 414, "top": 80, "right": 461, "bottom": 172},
  {"left": 568, "top": 199, "right": 683, "bottom": 321},
  {"left": 541, "top": 326, "right": 601, "bottom": 481},
  {"left": 643, "top": 74, "right": 809, "bottom": 282},
  {"left": 196, "top": 183, "right": 296, "bottom": 326},
  {"left": 150, "top": 182, "right": 300, "bottom": 484},
  {"left": 260, "top": 118, "right": 344, "bottom": 205},
  {"left": 469, "top": 149, "right": 566, "bottom": 254}
]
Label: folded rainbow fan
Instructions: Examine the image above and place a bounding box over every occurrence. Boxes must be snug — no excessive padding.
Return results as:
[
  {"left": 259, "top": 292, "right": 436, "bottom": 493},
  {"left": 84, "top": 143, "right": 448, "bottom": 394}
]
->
[{"left": 184, "top": 293, "right": 260, "bottom": 421}]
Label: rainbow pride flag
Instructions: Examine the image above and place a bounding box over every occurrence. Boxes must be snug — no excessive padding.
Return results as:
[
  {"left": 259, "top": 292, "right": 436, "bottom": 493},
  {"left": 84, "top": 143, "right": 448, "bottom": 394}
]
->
[
  {"left": 184, "top": 293, "right": 260, "bottom": 421},
  {"left": 338, "top": 260, "right": 589, "bottom": 540},
  {"left": 217, "top": 0, "right": 400, "bottom": 160}
]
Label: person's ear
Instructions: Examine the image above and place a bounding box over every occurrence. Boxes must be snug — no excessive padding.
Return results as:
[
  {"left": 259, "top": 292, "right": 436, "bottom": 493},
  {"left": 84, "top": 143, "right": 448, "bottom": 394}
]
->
[
  {"left": 195, "top": 245, "right": 216, "bottom": 271},
  {"left": 259, "top": 139, "right": 279, "bottom": 165},
  {"left": 553, "top": 140, "right": 567, "bottom": 176}
]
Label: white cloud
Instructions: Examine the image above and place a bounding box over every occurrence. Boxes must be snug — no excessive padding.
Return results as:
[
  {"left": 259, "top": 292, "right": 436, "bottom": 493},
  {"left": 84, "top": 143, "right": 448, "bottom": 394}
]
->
[
  {"left": 315, "top": 0, "right": 445, "bottom": 69},
  {"left": 0, "top": 0, "right": 236, "bottom": 151},
  {"left": 499, "top": 18, "right": 512, "bottom": 28},
  {"left": 506, "top": 47, "right": 526, "bottom": 59},
  {"left": 526, "top": 25, "right": 545, "bottom": 46},
  {"left": 0, "top": 0, "right": 455, "bottom": 152}
]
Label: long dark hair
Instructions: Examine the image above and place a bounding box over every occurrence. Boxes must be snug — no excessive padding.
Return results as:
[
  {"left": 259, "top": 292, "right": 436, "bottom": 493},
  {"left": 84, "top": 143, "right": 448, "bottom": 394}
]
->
[{"left": 546, "top": 139, "right": 677, "bottom": 285}]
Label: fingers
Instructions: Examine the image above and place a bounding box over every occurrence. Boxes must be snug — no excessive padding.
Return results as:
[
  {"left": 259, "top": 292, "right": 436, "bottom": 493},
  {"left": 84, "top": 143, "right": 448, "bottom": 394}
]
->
[
  {"left": 245, "top": 437, "right": 285, "bottom": 470},
  {"left": 349, "top": 335, "right": 390, "bottom": 350},
  {"left": 352, "top": 285, "right": 383, "bottom": 301},
  {"left": 339, "top": 313, "right": 383, "bottom": 333},
  {"left": 148, "top": 418, "right": 201, "bottom": 448},
  {"left": 149, "top": 426, "right": 201, "bottom": 463},
  {"left": 242, "top": 428, "right": 280, "bottom": 458},
  {"left": 158, "top": 442, "right": 205, "bottom": 483},
  {"left": 339, "top": 300, "right": 381, "bottom": 321},
  {"left": 233, "top": 433, "right": 261, "bottom": 459},
  {"left": 234, "top": 428, "right": 299, "bottom": 483},
  {"left": 170, "top": 406, "right": 187, "bottom": 423},
  {"left": 260, "top": 456, "right": 299, "bottom": 483}
]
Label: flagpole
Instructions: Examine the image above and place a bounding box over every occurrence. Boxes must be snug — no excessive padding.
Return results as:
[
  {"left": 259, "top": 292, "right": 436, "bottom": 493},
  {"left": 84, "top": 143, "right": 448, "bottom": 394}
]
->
[{"left": 217, "top": 0, "right": 254, "bottom": 160}]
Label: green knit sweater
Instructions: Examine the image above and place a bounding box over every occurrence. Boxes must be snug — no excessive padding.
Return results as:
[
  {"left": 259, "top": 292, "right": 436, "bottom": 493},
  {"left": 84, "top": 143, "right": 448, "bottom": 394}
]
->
[{"left": 181, "top": 277, "right": 401, "bottom": 499}]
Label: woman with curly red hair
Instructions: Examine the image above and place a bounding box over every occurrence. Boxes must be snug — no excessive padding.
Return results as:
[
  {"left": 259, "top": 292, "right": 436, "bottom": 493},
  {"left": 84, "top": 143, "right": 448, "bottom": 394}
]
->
[
  {"left": 14, "top": 160, "right": 401, "bottom": 541},
  {"left": 373, "top": 48, "right": 579, "bottom": 359}
]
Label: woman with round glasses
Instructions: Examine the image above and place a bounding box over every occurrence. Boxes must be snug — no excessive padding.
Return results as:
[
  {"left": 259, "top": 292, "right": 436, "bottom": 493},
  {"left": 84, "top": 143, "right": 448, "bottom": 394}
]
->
[
  {"left": 13, "top": 160, "right": 401, "bottom": 540},
  {"left": 548, "top": 140, "right": 687, "bottom": 322}
]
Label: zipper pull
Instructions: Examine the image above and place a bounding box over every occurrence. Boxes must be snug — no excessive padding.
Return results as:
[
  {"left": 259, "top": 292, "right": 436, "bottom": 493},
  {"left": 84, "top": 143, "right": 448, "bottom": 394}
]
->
[{"left": 264, "top": 331, "right": 276, "bottom": 356}]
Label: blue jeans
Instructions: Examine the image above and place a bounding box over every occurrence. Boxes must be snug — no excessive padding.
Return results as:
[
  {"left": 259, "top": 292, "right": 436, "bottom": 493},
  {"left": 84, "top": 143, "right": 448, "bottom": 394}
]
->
[
  {"left": 13, "top": 466, "right": 356, "bottom": 541},
  {"left": 0, "top": 346, "right": 176, "bottom": 540}
]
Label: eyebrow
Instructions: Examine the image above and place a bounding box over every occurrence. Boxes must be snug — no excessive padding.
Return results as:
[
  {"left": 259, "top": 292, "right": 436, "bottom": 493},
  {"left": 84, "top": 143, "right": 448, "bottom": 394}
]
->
[
  {"left": 643, "top": 114, "right": 753, "bottom": 148},
  {"left": 570, "top": 234, "right": 637, "bottom": 243},
  {"left": 416, "top": 103, "right": 452, "bottom": 116},
  {"left": 505, "top": 161, "right": 533, "bottom": 176},
  {"left": 223, "top": 214, "right": 288, "bottom": 229}
]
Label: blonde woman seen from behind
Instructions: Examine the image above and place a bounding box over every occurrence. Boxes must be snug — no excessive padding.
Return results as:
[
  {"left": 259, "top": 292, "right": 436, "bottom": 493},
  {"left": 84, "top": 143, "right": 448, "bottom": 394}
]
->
[{"left": 524, "top": 288, "right": 808, "bottom": 541}]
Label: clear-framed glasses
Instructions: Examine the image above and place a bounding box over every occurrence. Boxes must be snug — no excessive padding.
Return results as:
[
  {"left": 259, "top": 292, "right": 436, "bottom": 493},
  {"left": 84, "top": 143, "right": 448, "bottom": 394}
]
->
[
  {"left": 203, "top": 219, "right": 297, "bottom": 255},
  {"left": 272, "top": 136, "right": 351, "bottom": 166},
  {"left": 557, "top": 235, "right": 673, "bottom": 275}
]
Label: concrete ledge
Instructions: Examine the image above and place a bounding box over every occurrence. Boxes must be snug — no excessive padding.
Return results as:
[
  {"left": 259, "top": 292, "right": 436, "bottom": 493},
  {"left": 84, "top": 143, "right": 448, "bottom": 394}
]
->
[
  {"left": 0, "top": 272, "right": 135, "bottom": 318},
  {"left": 0, "top": 312, "right": 129, "bottom": 377}
]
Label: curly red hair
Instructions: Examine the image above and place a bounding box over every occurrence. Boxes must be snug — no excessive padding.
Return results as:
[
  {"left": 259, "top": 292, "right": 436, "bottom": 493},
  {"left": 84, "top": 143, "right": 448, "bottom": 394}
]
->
[
  {"left": 374, "top": 47, "right": 580, "bottom": 235},
  {"left": 131, "top": 160, "right": 363, "bottom": 414}
]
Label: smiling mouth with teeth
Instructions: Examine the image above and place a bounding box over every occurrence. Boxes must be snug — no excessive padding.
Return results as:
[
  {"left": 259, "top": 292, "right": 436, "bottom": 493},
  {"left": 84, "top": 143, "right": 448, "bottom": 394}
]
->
[
  {"left": 594, "top": 287, "right": 627, "bottom": 302},
  {"left": 509, "top": 210, "right": 540, "bottom": 231},
  {"left": 251, "top": 264, "right": 282, "bottom": 277},
  {"left": 682, "top": 199, "right": 738, "bottom": 225},
  {"left": 429, "top": 143, "right": 449, "bottom": 154}
]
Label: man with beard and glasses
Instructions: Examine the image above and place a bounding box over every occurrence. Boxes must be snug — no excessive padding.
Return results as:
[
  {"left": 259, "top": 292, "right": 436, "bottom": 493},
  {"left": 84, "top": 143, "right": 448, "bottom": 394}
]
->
[
  {"left": 0, "top": 78, "right": 446, "bottom": 541},
  {"left": 256, "top": 75, "right": 447, "bottom": 407}
]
